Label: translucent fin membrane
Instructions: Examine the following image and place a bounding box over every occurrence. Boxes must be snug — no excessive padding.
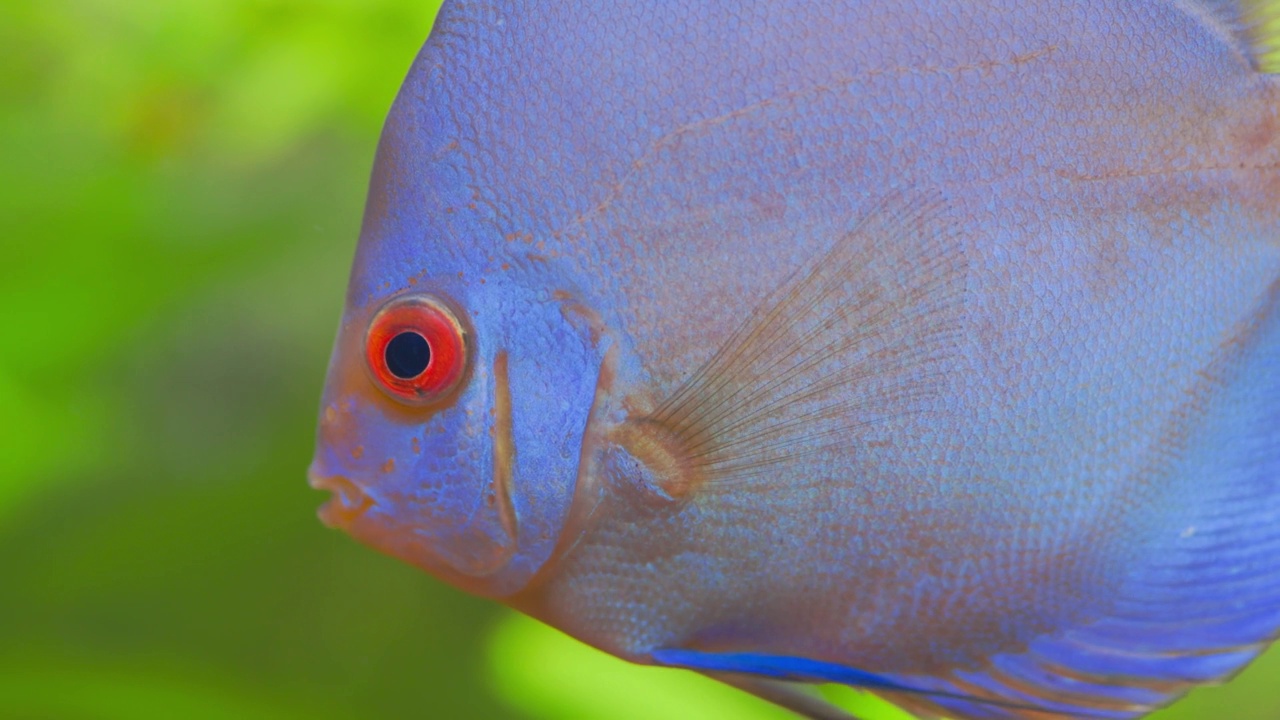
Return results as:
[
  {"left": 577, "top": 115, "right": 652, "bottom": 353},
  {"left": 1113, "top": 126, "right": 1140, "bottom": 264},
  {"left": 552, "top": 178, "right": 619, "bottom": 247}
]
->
[{"left": 637, "top": 191, "right": 967, "bottom": 494}]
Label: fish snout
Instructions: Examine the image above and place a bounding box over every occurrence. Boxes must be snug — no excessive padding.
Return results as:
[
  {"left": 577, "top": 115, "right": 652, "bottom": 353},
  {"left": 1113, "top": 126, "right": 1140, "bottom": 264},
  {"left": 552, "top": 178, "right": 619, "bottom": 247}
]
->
[{"left": 307, "top": 462, "right": 374, "bottom": 529}]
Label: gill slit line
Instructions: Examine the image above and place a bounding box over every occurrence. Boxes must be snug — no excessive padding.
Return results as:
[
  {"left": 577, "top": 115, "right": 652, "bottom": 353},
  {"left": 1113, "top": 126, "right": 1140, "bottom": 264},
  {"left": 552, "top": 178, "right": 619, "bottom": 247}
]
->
[
  {"left": 490, "top": 350, "right": 519, "bottom": 559},
  {"left": 551, "top": 342, "right": 618, "bottom": 569}
]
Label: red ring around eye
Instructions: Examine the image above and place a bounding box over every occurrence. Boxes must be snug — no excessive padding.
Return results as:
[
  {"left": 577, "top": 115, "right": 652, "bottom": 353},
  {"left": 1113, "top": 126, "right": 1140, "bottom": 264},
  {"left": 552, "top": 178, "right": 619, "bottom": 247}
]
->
[{"left": 365, "top": 295, "right": 468, "bottom": 405}]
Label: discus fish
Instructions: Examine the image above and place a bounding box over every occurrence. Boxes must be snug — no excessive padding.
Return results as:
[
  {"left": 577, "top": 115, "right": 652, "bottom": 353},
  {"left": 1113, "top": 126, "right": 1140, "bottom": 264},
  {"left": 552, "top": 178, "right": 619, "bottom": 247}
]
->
[{"left": 309, "top": 2, "right": 1280, "bottom": 717}]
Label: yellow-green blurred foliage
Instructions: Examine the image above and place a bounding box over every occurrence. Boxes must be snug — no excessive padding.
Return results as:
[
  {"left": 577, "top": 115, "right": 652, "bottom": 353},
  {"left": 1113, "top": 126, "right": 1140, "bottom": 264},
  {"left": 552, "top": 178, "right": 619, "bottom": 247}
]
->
[{"left": 2, "top": 2, "right": 1279, "bottom": 719}]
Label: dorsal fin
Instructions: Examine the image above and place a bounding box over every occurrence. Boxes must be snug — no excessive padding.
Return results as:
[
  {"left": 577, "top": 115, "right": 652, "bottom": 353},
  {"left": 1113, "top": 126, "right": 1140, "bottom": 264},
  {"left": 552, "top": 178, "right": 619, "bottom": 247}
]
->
[{"left": 1182, "top": 0, "right": 1280, "bottom": 71}]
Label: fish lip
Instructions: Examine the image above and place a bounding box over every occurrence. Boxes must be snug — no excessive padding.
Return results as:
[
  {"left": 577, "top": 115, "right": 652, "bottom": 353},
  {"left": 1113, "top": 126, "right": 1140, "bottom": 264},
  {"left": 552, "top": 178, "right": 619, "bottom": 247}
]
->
[{"left": 307, "top": 465, "right": 374, "bottom": 529}]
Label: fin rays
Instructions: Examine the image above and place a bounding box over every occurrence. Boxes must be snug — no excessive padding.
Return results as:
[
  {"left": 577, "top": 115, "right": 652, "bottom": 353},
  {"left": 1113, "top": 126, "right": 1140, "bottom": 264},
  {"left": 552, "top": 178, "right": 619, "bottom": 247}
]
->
[{"left": 639, "top": 192, "right": 968, "bottom": 489}]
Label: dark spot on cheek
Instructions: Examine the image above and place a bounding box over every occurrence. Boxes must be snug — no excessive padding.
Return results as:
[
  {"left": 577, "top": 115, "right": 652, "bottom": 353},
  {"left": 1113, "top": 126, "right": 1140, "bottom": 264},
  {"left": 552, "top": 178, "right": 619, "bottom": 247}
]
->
[{"left": 381, "top": 458, "right": 395, "bottom": 473}]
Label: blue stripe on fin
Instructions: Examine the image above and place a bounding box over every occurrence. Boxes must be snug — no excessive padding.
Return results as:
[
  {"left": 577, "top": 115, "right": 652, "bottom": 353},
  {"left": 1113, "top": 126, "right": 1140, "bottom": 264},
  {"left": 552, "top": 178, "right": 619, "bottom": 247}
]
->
[
  {"left": 651, "top": 649, "right": 1121, "bottom": 719},
  {"left": 651, "top": 648, "right": 904, "bottom": 690}
]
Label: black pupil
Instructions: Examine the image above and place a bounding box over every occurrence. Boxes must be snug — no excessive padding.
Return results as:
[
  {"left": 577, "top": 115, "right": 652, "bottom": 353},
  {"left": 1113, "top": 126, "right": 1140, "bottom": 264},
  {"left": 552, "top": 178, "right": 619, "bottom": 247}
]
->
[{"left": 385, "top": 331, "right": 431, "bottom": 380}]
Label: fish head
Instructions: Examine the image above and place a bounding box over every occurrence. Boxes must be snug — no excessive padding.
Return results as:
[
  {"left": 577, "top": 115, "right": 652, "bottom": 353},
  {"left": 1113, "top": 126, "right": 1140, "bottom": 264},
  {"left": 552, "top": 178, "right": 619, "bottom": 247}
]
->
[{"left": 307, "top": 88, "right": 613, "bottom": 600}]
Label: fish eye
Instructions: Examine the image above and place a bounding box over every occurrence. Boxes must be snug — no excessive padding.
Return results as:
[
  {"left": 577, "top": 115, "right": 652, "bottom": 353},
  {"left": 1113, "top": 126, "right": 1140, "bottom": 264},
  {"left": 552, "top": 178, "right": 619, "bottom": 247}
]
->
[
  {"left": 364, "top": 294, "right": 468, "bottom": 405},
  {"left": 385, "top": 331, "right": 431, "bottom": 379}
]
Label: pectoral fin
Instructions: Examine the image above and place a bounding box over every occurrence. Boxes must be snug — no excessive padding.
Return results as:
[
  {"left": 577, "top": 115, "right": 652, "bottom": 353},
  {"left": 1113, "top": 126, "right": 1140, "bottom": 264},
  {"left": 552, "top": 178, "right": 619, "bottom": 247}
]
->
[{"left": 611, "top": 192, "right": 967, "bottom": 499}]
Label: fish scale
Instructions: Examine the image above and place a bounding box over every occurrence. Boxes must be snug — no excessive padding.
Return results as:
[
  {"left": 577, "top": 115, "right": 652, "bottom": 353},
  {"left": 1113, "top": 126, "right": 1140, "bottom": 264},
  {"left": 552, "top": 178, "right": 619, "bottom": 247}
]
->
[{"left": 311, "top": 1, "right": 1280, "bottom": 717}]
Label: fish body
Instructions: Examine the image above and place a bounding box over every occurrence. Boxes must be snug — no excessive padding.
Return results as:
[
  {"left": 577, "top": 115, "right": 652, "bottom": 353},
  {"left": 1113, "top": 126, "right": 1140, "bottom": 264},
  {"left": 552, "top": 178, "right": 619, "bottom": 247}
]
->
[{"left": 310, "top": 1, "right": 1280, "bottom": 717}]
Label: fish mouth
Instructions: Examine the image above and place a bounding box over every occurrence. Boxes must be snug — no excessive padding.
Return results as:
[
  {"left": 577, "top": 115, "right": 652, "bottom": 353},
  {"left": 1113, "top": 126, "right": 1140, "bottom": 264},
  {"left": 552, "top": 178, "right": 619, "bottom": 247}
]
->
[{"left": 308, "top": 466, "right": 374, "bottom": 529}]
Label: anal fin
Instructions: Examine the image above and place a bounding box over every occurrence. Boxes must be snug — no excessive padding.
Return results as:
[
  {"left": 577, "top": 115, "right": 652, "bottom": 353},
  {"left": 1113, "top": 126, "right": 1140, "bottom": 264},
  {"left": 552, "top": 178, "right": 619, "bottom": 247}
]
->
[{"left": 652, "top": 649, "right": 1103, "bottom": 719}]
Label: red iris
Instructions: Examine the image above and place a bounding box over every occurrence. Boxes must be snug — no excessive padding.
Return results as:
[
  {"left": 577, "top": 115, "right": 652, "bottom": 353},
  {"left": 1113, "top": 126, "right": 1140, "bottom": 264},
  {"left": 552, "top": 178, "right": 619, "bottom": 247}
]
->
[{"left": 365, "top": 295, "right": 468, "bottom": 405}]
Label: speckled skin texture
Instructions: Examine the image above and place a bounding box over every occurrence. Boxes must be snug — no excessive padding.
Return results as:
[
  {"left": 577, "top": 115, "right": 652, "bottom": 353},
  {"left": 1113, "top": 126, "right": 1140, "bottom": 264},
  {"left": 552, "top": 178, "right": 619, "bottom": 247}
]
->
[{"left": 311, "top": 2, "right": 1280, "bottom": 717}]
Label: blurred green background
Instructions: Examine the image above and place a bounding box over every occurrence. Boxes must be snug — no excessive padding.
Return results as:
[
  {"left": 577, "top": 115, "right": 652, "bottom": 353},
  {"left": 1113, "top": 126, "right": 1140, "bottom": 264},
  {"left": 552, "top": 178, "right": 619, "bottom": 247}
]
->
[{"left": 3, "top": 1, "right": 1280, "bottom": 718}]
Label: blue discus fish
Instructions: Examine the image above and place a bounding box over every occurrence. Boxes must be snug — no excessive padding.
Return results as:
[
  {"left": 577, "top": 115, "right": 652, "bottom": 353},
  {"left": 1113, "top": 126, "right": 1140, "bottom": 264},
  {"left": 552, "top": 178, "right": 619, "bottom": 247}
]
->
[{"left": 309, "top": 2, "right": 1280, "bottom": 717}]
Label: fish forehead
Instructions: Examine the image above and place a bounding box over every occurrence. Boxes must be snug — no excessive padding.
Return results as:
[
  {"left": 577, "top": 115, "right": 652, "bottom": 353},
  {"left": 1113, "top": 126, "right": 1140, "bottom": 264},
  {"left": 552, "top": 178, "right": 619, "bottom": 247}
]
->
[{"left": 362, "top": 0, "right": 1280, "bottom": 668}]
